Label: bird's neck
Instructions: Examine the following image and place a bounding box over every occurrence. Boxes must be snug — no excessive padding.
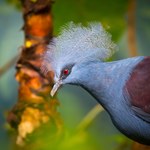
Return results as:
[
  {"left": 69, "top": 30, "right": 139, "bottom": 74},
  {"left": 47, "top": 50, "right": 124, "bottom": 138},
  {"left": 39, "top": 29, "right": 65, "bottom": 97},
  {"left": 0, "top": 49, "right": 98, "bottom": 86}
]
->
[
  {"left": 76, "top": 57, "right": 144, "bottom": 110},
  {"left": 72, "top": 57, "right": 150, "bottom": 144}
]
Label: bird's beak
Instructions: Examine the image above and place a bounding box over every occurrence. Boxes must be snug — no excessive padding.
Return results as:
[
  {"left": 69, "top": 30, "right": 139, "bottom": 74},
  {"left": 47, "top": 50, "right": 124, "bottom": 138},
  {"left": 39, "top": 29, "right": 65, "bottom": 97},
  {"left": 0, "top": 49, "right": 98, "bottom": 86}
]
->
[{"left": 50, "top": 80, "right": 62, "bottom": 97}]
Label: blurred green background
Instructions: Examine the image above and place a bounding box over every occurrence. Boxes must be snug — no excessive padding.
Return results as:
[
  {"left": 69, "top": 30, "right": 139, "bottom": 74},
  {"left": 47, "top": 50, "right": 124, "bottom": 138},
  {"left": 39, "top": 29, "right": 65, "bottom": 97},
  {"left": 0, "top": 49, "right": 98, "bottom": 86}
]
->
[{"left": 0, "top": 0, "right": 150, "bottom": 149}]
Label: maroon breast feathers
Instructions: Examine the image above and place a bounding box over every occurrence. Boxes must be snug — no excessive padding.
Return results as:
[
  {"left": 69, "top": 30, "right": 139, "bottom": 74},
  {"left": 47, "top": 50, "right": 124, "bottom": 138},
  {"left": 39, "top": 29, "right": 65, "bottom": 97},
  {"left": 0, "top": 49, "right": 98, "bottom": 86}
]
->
[{"left": 125, "top": 57, "right": 150, "bottom": 120}]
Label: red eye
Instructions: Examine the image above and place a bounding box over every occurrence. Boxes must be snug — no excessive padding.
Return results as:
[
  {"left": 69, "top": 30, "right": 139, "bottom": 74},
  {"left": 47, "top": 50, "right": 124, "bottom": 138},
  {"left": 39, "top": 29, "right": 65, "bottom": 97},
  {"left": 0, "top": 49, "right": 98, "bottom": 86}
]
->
[{"left": 63, "top": 69, "right": 69, "bottom": 75}]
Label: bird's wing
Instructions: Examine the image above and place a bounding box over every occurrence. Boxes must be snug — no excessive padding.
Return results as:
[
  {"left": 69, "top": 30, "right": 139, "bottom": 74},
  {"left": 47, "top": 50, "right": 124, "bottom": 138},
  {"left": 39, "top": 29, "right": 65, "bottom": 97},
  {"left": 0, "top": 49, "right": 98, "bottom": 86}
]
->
[{"left": 125, "top": 56, "right": 150, "bottom": 123}]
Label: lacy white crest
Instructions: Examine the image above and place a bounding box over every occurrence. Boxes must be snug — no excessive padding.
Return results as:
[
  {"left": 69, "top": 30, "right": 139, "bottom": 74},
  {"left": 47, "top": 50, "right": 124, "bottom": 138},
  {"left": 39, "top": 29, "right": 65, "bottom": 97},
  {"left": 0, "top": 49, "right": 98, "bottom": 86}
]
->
[{"left": 41, "top": 22, "right": 117, "bottom": 75}]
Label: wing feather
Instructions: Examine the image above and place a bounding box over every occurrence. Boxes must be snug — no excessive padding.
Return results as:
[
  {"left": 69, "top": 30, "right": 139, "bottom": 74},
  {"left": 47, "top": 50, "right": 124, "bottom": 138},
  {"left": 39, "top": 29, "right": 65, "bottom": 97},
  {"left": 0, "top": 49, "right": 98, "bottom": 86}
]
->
[{"left": 125, "top": 57, "right": 150, "bottom": 122}]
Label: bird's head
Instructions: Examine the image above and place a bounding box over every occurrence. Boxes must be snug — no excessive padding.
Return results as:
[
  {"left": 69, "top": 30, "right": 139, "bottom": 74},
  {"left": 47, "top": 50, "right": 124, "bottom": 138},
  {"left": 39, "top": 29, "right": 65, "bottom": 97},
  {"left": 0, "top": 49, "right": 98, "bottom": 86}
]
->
[
  {"left": 41, "top": 22, "right": 117, "bottom": 96},
  {"left": 50, "top": 63, "right": 77, "bottom": 97}
]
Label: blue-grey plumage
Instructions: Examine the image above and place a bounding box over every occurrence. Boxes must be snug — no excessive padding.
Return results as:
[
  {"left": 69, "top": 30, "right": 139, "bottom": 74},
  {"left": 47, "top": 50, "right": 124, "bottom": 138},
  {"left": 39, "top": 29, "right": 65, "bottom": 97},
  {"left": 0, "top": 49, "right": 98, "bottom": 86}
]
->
[
  {"left": 61, "top": 56, "right": 150, "bottom": 145},
  {"left": 41, "top": 22, "right": 150, "bottom": 145}
]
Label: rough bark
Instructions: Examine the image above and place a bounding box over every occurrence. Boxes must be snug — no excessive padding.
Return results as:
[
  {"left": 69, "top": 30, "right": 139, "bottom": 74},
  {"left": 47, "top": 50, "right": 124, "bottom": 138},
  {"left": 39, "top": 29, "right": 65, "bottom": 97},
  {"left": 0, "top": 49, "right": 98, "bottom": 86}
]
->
[{"left": 7, "top": 0, "right": 63, "bottom": 146}]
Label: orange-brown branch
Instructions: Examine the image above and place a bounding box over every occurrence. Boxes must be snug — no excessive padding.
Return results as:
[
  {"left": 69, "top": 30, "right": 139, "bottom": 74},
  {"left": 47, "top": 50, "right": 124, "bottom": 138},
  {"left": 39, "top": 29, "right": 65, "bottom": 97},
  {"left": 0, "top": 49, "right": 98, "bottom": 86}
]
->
[
  {"left": 132, "top": 142, "right": 150, "bottom": 150},
  {"left": 7, "top": 0, "right": 63, "bottom": 146},
  {"left": 128, "top": 0, "right": 138, "bottom": 57}
]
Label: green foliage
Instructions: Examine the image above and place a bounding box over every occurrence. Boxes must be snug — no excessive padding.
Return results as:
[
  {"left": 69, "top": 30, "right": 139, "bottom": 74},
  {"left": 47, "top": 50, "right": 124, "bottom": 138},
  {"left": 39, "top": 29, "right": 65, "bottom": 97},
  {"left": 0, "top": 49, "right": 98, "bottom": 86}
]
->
[
  {"left": 6, "top": 0, "right": 21, "bottom": 9},
  {"left": 136, "top": 0, "right": 150, "bottom": 55},
  {"left": 53, "top": 0, "right": 129, "bottom": 41},
  {"left": 10, "top": 121, "right": 131, "bottom": 150}
]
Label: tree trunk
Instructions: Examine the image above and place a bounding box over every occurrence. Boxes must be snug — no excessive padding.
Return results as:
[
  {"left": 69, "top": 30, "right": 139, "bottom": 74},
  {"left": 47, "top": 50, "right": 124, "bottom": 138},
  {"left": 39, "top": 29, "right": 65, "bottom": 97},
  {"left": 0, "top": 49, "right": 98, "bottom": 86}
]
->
[{"left": 7, "top": 0, "right": 63, "bottom": 146}]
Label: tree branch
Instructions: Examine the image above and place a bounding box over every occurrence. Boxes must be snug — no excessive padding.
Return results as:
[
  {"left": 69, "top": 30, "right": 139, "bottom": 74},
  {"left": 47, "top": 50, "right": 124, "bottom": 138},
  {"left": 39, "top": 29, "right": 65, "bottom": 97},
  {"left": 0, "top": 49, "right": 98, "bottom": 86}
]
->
[
  {"left": 0, "top": 54, "right": 19, "bottom": 77},
  {"left": 7, "top": 0, "right": 63, "bottom": 146},
  {"left": 77, "top": 104, "right": 104, "bottom": 131},
  {"left": 127, "top": 0, "right": 138, "bottom": 57}
]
